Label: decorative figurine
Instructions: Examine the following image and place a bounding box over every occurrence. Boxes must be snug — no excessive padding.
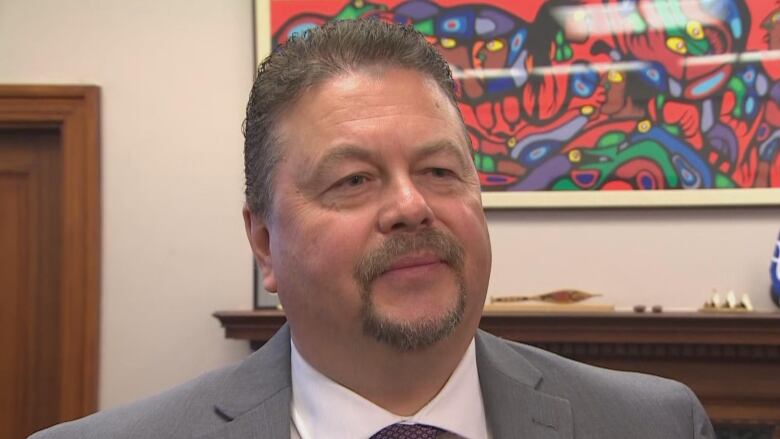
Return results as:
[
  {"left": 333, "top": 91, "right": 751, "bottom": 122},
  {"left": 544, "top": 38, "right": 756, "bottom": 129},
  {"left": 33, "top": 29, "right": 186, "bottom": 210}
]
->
[
  {"left": 725, "top": 290, "right": 738, "bottom": 309},
  {"left": 491, "top": 289, "right": 601, "bottom": 304},
  {"left": 739, "top": 294, "right": 754, "bottom": 311},
  {"left": 701, "top": 289, "right": 754, "bottom": 312},
  {"left": 704, "top": 290, "right": 722, "bottom": 309},
  {"left": 771, "top": 230, "right": 780, "bottom": 308}
]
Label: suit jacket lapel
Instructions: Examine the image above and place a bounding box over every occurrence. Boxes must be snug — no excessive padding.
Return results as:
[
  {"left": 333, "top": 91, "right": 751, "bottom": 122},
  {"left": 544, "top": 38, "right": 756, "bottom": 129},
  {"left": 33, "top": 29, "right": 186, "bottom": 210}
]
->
[
  {"left": 195, "top": 325, "right": 573, "bottom": 439},
  {"left": 475, "top": 330, "right": 573, "bottom": 439},
  {"left": 195, "top": 325, "right": 294, "bottom": 439}
]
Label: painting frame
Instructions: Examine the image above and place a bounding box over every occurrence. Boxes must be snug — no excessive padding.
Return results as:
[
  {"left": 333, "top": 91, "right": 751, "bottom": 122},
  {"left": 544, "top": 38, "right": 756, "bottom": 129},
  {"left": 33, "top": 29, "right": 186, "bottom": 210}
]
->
[{"left": 253, "top": 0, "right": 780, "bottom": 209}]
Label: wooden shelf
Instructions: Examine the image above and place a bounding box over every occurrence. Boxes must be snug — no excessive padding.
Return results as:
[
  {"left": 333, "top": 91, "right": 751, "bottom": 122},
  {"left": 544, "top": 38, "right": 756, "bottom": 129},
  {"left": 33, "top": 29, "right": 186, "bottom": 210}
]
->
[{"left": 214, "top": 309, "right": 780, "bottom": 430}]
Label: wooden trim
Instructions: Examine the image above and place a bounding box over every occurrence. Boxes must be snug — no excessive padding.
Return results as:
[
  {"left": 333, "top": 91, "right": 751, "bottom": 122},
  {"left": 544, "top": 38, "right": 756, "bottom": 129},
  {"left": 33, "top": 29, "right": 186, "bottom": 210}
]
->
[
  {"left": 213, "top": 309, "right": 780, "bottom": 346},
  {"left": 477, "top": 311, "right": 780, "bottom": 346},
  {"left": 0, "top": 85, "right": 101, "bottom": 419},
  {"left": 214, "top": 309, "right": 780, "bottom": 427},
  {"left": 213, "top": 309, "right": 285, "bottom": 346}
]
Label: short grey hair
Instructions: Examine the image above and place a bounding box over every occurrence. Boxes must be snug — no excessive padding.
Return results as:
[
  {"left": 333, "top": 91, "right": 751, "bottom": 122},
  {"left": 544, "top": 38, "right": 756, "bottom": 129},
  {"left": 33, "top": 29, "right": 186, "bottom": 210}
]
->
[{"left": 243, "top": 18, "right": 459, "bottom": 219}]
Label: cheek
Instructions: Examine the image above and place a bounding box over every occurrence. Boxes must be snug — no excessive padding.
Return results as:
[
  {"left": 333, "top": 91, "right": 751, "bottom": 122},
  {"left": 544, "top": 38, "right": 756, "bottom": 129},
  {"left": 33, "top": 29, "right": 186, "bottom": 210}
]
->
[
  {"left": 276, "top": 215, "right": 372, "bottom": 288},
  {"left": 437, "top": 190, "right": 486, "bottom": 226},
  {"left": 456, "top": 200, "right": 491, "bottom": 263},
  {"left": 432, "top": 196, "right": 490, "bottom": 259},
  {"left": 460, "top": 211, "right": 492, "bottom": 304},
  {"left": 464, "top": 220, "right": 492, "bottom": 280}
]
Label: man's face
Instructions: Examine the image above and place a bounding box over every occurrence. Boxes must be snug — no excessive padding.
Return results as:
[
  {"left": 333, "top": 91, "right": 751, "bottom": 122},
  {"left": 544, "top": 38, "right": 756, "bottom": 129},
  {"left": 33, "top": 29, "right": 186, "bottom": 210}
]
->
[{"left": 247, "top": 67, "right": 491, "bottom": 353}]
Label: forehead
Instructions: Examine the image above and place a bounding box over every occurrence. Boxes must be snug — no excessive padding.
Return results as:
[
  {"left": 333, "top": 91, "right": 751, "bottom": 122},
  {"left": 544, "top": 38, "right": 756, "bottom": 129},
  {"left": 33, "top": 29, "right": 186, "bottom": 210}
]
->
[{"left": 276, "top": 67, "right": 467, "bottom": 152}]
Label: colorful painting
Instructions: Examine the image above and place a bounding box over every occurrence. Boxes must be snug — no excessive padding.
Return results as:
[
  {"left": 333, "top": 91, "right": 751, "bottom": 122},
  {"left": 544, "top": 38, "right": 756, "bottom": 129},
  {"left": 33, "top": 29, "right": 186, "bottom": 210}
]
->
[{"left": 257, "top": 0, "right": 780, "bottom": 207}]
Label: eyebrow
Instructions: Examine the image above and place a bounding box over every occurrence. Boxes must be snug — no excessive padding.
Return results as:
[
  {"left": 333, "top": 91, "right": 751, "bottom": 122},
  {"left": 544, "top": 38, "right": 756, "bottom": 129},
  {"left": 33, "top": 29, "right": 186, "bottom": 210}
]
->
[
  {"left": 413, "top": 140, "right": 473, "bottom": 175},
  {"left": 303, "top": 139, "right": 473, "bottom": 189},
  {"left": 302, "top": 144, "right": 376, "bottom": 189},
  {"left": 298, "top": 144, "right": 377, "bottom": 190}
]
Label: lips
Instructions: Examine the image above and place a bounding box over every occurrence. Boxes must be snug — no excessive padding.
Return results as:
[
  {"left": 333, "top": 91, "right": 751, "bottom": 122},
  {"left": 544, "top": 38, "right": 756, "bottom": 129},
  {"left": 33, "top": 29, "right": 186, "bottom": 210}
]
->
[{"left": 382, "top": 253, "right": 444, "bottom": 275}]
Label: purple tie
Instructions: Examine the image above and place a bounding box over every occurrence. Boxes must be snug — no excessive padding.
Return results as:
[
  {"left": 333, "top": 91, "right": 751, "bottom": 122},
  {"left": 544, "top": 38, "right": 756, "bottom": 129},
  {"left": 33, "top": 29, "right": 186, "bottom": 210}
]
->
[{"left": 370, "top": 423, "right": 443, "bottom": 439}]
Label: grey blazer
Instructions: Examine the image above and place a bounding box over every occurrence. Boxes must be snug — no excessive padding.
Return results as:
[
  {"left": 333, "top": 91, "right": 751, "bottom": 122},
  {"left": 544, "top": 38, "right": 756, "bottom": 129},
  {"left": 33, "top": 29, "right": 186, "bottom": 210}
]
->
[{"left": 30, "top": 325, "right": 714, "bottom": 438}]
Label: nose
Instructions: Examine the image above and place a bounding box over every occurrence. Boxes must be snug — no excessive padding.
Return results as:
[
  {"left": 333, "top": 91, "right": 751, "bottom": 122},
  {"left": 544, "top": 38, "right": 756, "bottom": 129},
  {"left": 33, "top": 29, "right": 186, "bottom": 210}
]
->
[{"left": 377, "top": 177, "right": 434, "bottom": 233}]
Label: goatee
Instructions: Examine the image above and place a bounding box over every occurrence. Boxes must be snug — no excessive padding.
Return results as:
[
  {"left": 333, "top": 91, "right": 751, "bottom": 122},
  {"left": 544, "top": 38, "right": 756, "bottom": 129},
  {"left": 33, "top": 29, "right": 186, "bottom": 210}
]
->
[{"left": 354, "top": 229, "right": 466, "bottom": 352}]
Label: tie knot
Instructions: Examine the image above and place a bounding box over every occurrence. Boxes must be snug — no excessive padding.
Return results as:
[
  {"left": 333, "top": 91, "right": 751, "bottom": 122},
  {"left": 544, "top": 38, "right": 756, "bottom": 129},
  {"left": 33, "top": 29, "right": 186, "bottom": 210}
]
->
[{"left": 370, "top": 423, "right": 443, "bottom": 439}]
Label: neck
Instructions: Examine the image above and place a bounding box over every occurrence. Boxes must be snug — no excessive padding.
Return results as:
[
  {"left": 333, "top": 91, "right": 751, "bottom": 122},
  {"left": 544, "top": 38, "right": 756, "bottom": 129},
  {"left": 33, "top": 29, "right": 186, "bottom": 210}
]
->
[{"left": 292, "top": 320, "right": 477, "bottom": 416}]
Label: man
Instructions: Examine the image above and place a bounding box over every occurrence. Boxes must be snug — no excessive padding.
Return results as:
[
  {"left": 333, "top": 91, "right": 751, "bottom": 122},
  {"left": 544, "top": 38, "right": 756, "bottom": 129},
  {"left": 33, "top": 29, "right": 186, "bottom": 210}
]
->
[{"left": 32, "top": 19, "right": 714, "bottom": 439}]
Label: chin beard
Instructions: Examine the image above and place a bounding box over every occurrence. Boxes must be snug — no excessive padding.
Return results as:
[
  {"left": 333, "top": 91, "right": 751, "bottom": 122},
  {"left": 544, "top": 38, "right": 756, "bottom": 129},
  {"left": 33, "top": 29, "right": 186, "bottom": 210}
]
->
[
  {"left": 361, "top": 280, "right": 467, "bottom": 352},
  {"left": 354, "top": 229, "right": 468, "bottom": 351}
]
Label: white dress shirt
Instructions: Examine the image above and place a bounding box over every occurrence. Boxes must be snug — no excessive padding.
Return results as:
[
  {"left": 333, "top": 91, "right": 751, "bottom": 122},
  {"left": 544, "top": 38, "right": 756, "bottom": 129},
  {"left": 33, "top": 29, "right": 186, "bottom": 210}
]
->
[{"left": 290, "top": 338, "right": 491, "bottom": 439}]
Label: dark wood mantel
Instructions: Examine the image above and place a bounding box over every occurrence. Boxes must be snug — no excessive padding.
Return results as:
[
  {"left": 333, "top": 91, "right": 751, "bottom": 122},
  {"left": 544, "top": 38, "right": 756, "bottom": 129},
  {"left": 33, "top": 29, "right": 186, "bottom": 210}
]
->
[{"left": 214, "top": 309, "right": 780, "bottom": 434}]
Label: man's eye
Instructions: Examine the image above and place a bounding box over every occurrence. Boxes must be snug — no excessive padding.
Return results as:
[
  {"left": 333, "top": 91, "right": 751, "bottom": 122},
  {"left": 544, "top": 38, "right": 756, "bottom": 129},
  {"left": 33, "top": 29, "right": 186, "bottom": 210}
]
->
[
  {"left": 333, "top": 174, "right": 369, "bottom": 190},
  {"left": 429, "top": 168, "right": 455, "bottom": 178},
  {"left": 344, "top": 175, "right": 366, "bottom": 186}
]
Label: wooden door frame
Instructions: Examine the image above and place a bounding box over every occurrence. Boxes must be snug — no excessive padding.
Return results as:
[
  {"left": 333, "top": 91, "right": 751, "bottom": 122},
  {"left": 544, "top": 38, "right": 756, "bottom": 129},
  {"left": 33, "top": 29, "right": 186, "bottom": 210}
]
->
[{"left": 0, "top": 85, "right": 100, "bottom": 420}]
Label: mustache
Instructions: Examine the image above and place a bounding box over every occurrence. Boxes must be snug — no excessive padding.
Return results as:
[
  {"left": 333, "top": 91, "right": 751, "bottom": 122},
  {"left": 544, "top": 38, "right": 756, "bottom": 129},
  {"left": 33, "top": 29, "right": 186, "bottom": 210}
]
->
[{"left": 354, "top": 229, "right": 465, "bottom": 289}]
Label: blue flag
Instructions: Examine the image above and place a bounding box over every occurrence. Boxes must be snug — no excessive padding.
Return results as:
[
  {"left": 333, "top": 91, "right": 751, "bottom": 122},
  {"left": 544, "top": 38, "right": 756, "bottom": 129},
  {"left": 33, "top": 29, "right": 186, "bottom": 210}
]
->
[{"left": 772, "top": 231, "right": 780, "bottom": 307}]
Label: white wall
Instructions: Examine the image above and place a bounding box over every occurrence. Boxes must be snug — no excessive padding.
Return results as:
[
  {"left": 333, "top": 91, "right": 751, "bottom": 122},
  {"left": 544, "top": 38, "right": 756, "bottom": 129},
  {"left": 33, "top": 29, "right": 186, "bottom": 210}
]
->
[
  {"left": 1, "top": 0, "right": 778, "bottom": 411},
  {"left": 0, "top": 0, "right": 256, "bottom": 409},
  {"left": 486, "top": 208, "right": 780, "bottom": 311}
]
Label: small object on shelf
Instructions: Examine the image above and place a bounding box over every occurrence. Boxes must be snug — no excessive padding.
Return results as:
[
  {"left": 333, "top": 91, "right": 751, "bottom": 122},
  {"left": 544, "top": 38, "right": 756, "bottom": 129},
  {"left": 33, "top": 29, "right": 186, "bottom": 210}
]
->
[
  {"left": 487, "top": 289, "right": 612, "bottom": 313},
  {"left": 725, "top": 290, "right": 738, "bottom": 308},
  {"left": 701, "top": 289, "right": 754, "bottom": 313},
  {"left": 491, "top": 289, "right": 601, "bottom": 304},
  {"left": 633, "top": 305, "right": 646, "bottom": 313},
  {"left": 651, "top": 305, "right": 663, "bottom": 313},
  {"left": 738, "top": 294, "right": 754, "bottom": 311},
  {"left": 704, "top": 291, "right": 723, "bottom": 309}
]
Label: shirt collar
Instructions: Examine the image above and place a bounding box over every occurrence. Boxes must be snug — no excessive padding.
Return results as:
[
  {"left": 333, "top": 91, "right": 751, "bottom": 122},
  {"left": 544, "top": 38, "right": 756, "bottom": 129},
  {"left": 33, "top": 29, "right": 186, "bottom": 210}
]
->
[{"left": 290, "top": 338, "right": 489, "bottom": 439}]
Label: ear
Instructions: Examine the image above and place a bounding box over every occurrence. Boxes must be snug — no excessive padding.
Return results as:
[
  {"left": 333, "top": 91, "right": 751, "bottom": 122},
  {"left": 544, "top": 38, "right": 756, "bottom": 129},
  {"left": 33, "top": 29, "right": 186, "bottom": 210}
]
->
[{"left": 243, "top": 203, "right": 278, "bottom": 293}]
